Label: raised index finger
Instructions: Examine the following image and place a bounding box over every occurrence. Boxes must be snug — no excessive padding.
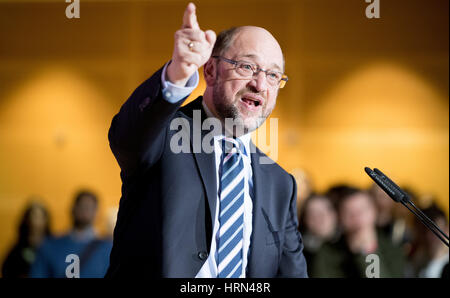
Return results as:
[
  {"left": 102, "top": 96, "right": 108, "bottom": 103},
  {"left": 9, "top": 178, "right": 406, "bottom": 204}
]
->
[{"left": 182, "top": 2, "right": 200, "bottom": 30}]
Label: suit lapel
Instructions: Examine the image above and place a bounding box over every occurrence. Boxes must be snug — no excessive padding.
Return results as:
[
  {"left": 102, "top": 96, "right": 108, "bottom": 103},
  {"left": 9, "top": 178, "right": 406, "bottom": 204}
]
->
[
  {"left": 179, "top": 97, "right": 217, "bottom": 232},
  {"left": 247, "top": 142, "right": 271, "bottom": 277},
  {"left": 192, "top": 145, "right": 217, "bottom": 229}
]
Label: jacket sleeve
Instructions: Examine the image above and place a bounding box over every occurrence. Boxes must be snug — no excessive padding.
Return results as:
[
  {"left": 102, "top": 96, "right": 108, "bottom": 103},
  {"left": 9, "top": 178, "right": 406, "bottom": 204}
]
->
[
  {"left": 108, "top": 66, "right": 187, "bottom": 176},
  {"left": 277, "top": 174, "right": 309, "bottom": 277}
]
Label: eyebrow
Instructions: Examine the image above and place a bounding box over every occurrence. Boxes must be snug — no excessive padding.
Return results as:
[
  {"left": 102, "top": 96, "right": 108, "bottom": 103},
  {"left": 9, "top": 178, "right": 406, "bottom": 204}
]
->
[{"left": 237, "top": 54, "right": 283, "bottom": 72}]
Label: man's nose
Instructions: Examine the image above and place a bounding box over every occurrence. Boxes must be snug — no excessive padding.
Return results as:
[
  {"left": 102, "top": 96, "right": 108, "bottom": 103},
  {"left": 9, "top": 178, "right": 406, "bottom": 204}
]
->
[{"left": 248, "top": 71, "right": 268, "bottom": 92}]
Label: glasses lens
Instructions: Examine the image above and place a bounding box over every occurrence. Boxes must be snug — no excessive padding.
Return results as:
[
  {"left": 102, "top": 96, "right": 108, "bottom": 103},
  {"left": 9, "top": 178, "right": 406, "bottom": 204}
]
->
[
  {"left": 235, "top": 60, "right": 287, "bottom": 89},
  {"left": 266, "top": 72, "right": 282, "bottom": 86},
  {"left": 235, "top": 61, "right": 256, "bottom": 77}
]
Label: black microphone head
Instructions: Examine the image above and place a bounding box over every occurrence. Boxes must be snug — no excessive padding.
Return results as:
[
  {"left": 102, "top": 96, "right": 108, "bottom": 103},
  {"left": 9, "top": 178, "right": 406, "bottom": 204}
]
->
[
  {"left": 373, "top": 168, "right": 410, "bottom": 203},
  {"left": 373, "top": 168, "right": 385, "bottom": 176},
  {"left": 365, "top": 167, "right": 402, "bottom": 203}
]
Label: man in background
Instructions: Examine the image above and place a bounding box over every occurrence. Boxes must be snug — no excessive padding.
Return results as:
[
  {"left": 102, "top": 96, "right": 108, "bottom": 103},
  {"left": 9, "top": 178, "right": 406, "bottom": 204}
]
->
[
  {"left": 30, "top": 190, "right": 112, "bottom": 278},
  {"left": 311, "top": 187, "right": 405, "bottom": 277},
  {"left": 406, "top": 203, "right": 449, "bottom": 278}
]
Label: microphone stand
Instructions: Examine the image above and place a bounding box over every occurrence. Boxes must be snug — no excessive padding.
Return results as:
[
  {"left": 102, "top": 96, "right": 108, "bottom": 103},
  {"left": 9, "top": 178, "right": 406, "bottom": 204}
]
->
[{"left": 365, "top": 167, "right": 449, "bottom": 247}]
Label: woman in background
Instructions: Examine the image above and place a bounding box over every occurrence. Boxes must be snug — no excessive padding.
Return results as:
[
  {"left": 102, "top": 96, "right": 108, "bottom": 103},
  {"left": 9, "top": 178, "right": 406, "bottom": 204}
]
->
[
  {"left": 2, "top": 200, "right": 51, "bottom": 278},
  {"left": 298, "top": 193, "right": 340, "bottom": 276}
]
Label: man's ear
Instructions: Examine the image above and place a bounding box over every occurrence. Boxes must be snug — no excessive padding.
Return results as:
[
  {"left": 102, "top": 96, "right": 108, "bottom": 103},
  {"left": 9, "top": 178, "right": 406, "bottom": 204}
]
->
[{"left": 203, "top": 58, "right": 216, "bottom": 86}]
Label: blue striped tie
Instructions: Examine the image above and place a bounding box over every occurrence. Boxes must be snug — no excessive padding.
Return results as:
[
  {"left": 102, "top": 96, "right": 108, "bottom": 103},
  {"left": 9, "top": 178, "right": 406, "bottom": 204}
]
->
[{"left": 217, "top": 138, "right": 245, "bottom": 278}]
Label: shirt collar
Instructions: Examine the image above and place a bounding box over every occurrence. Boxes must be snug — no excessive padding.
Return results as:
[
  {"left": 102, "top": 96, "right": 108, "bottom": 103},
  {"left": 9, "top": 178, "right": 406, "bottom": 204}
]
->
[{"left": 70, "top": 227, "right": 96, "bottom": 242}]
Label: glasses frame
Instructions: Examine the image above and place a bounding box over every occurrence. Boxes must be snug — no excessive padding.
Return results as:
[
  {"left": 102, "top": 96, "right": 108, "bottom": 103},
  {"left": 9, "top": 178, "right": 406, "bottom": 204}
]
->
[{"left": 212, "top": 55, "right": 288, "bottom": 88}]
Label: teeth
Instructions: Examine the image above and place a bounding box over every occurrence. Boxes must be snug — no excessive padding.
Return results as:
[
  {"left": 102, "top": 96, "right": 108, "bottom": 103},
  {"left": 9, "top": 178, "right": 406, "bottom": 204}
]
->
[{"left": 242, "top": 98, "right": 259, "bottom": 107}]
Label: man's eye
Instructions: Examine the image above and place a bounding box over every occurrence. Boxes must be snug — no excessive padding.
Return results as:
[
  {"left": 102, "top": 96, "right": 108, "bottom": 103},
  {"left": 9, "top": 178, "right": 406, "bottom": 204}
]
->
[
  {"left": 268, "top": 72, "right": 280, "bottom": 80},
  {"left": 240, "top": 63, "right": 254, "bottom": 71}
]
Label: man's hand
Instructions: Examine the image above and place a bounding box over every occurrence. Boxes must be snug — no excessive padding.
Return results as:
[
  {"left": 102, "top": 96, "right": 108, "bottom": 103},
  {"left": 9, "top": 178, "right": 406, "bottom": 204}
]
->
[{"left": 166, "top": 3, "right": 216, "bottom": 86}]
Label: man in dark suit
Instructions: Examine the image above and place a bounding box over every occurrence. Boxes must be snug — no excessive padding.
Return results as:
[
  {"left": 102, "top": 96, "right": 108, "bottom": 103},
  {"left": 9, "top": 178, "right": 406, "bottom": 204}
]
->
[{"left": 106, "top": 2, "right": 308, "bottom": 278}]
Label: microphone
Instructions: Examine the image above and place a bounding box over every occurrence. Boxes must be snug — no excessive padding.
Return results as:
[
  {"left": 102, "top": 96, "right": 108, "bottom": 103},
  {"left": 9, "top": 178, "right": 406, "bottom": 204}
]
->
[
  {"left": 364, "top": 167, "right": 405, "bottom": 203},
  {"left": 365, "top": 167, "right": 449, "bottom": 247},
  {"left": 373, "top": 168, "right": 411, "bottom": 204}
]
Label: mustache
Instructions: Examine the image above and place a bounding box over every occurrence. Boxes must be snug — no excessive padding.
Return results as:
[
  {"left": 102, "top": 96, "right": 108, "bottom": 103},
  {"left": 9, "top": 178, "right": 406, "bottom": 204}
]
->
[{"left": 236, "top": 89, "right": 266, "bottom": 101}]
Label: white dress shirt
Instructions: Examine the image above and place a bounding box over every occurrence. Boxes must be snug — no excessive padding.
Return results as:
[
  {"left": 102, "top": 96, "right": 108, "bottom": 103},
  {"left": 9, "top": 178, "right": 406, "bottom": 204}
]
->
[{"left": 160, "top": 62, "right": 254, "bottom": 278}]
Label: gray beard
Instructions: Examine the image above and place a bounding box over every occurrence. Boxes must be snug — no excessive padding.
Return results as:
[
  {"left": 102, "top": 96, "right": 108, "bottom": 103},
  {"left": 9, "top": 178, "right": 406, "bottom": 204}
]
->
[{"left": 212, "top": 81, "right": 267, "bottom": 136}]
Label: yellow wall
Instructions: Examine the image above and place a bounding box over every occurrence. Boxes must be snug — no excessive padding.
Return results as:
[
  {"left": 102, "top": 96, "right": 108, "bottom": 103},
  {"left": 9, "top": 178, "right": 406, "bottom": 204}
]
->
[{"left": 0, "top": 0, "right": 448, "bottom": 265}]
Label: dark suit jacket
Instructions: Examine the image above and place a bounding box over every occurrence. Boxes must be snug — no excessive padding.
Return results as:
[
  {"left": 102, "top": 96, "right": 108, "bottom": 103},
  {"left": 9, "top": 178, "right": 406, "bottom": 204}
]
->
[{"left": 106, "top": 66, "right": 308, "bottom": 278}]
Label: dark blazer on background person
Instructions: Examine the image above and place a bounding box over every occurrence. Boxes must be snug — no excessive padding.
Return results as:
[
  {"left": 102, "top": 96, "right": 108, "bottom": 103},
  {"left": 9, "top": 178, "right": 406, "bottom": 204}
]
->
[{"left": 105, "top": 66, "right": 308, "bottom": 278}]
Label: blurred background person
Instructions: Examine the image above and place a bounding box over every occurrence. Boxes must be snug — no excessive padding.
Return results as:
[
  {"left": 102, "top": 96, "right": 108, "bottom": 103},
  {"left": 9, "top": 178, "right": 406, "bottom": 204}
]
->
[
  {"left": 405, "top": 203, "right": 449, "bottom": 278},
  {"left": 311, "top": 187, "right": 405, "bottom": 278},
  {"left": 325, "top": 184, "right": 356, "bottom": 209},
  {"left": 298, "top": 193, "right": 340, "bottom": 276},
  {"left": 2, "top": 199, "right": 51, "bottom": 278},
  {"left": 368, "top": 183, "right": 414, "bottom": 251},
  {"left": 30, "top": 190, "right": 112, "bottom": 278}
]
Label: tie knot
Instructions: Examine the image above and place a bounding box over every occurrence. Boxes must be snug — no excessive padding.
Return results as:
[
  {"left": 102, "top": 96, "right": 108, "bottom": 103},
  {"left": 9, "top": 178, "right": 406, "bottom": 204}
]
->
[{"left": 222, "top": 137, "right": 246, "bottom": 156}]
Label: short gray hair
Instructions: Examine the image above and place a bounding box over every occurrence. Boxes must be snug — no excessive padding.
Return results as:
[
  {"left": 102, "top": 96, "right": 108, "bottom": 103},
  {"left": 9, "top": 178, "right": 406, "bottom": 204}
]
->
[
  {"left": 211, "top": 27, "right": 243, "bottom": 57},
  {"left": 211, "top": 26, "right": 285, "bottom": 72}
]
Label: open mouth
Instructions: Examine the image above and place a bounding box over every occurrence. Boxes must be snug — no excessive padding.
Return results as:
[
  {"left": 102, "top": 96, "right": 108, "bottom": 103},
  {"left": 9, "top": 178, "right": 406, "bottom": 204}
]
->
[{"left": 241, "top": 95, "right": 262, "bottom": 108}]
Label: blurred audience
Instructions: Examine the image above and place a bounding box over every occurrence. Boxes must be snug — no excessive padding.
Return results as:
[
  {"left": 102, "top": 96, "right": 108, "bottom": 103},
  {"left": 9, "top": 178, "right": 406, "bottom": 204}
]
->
[
  {"left": 324, "top": 184, "right": 356, "bottom": 208},
  {"left": 368, "top": 183, "right": 414, "bottom": 250},
  {"left": 298, "top": 193, "right": 340, "bottom": 276},
  {"left": 2, "top": 200, "right": 51, "bottom": 278},
  {"left": 310, "top": 187, "right": 405, "bottom": 277},
  {"left": 3, "top": 180, "right": 447, "bottom": 279},
  {"left": 405, "top": 203, "right": 449, "bottom": 278},
  {"left": 30, "top": 190, "right": 112, "bottom": 278}
]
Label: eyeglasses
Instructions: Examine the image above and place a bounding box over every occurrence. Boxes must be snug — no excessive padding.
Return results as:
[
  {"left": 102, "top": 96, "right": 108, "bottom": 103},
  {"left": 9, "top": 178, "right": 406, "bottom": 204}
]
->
[{"left": 212, "top": 56, "right": 288, "bottom": 89}]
